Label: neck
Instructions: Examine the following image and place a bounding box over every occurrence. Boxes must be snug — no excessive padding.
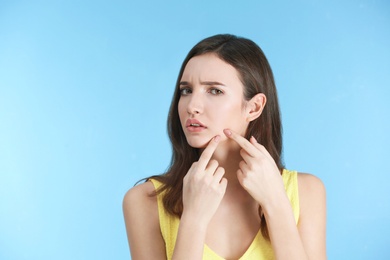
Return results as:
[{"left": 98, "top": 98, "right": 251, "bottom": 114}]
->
[
  {"left": 210, "top": 139, "right": 242, "bottom": 184},
  {"left": 209, "top": 139, "right": 257, "bottom": 203}
]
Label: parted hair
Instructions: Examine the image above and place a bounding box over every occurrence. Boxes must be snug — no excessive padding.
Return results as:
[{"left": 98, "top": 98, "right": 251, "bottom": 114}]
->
[{"left": 149, "top": 34, "right": 284, "bottom": 240}]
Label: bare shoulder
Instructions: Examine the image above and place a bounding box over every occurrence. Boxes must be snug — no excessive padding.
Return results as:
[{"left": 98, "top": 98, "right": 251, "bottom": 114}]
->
[
  {"left": 297, "top": 172, "right": 326, "bottom": 212},
  {"left": 123, "top": 181, "right": 157, "bottom": 210},
  {"left": 123, "top": 181, "right": 166, "bottom": 259},
  {"left": 296, "top": 173, "right": 327, "bottom": 258},
  {"left": 122, "top": 181, "right": 160, "bottom": 232},
  {"left": 297, "top": 172, "right": 326, "bottom": 196}
]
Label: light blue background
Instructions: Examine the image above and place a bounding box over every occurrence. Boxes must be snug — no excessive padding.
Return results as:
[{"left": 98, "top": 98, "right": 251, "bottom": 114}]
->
[{"left": 1, "top": 0, "right": 389, "bottom": 259}]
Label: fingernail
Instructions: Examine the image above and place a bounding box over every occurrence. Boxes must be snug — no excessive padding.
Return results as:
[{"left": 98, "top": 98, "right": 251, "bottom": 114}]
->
[
  {"left": 214, "top": 135, "right": 220, "bottom": 142},
  {"left": 251, "top": 136, "right": 257, "bottom": 142},
  {"left": 224, "top": 129, "right": 232, "bottom": 136}
]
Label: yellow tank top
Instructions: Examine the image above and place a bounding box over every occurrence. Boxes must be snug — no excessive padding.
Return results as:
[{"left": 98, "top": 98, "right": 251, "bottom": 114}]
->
[{"left": 150, "top": 169, "right": 299, "bottom": 260}]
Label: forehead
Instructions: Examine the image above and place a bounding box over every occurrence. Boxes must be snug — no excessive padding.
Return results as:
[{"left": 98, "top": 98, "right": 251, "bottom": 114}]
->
[{"left": 181, "top": 53, "right": 241, "bottom": 84}]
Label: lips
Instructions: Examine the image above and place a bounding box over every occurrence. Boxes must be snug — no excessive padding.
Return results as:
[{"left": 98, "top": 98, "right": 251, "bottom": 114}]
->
[
  {"left": 186, "top": 119, "right": 206, "bottom": 128},
  {"left": 185, "top": 119, "right": 207, "bottom": 132}
]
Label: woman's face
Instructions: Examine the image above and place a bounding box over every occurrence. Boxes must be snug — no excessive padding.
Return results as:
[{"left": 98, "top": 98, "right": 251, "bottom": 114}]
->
[{"left": 178, "top": 53, "right": 250, "bottom": 148}]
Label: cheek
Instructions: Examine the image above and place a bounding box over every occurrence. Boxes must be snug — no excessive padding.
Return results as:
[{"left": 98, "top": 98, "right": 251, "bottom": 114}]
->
[
  {"left": 218, "top": 102, "right": 245, "bottom": 119},
  {"left": 215, "top": 103, "right": 247, "bottom": 131},
  {"left": 178, "top": 100, "right": 186, "bottom": 124}
]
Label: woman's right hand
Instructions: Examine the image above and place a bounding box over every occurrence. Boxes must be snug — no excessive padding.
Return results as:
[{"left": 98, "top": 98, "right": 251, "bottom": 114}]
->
[{"left": 182, "top": 135, "right": 227, "bottom": 226}]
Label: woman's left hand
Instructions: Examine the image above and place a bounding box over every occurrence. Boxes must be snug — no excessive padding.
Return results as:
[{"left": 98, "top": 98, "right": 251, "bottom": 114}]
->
[{"left": 223, "top": 129, "right": 286, "bottom": 207}]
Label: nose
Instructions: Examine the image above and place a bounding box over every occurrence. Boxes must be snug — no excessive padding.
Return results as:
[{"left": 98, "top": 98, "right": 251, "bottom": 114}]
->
[{"left": 186, "top": 92, "right": 203, "bottom": 115}]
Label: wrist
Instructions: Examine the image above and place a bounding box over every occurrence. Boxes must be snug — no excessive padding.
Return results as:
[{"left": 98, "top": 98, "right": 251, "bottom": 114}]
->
[
  {"left": 180, "top": 211, "right": 209, "bottom": 233},
  {"left": 261, "top": 192, "right": 292, "bottom": 218},
  {"left": 174, "top": 212, "right": 208, "bottom": 260}
]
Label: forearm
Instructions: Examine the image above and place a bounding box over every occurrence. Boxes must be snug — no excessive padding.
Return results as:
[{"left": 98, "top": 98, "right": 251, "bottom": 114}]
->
[
  {"left": 172, "top": 214, "right": 207, "bottom": 260},
  {"left": 263, "top": 195, "right": 308, "bottom": 260}
]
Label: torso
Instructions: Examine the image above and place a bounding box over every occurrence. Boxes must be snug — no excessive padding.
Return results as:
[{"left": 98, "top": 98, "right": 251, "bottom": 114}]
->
[
  {"left": 205, "top": 183, "right": 261, "bottom": 259},
  {"left": 125, "top": 170, "right": 326, "bottom": 260},
  {"left": 137, "top": 170, "right": 302, "bottom": 259}
]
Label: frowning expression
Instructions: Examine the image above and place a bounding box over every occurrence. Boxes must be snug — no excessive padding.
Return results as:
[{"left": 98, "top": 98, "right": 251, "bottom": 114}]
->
[{"left": 178, "top": 53, "right": 250, "bottom": 148}]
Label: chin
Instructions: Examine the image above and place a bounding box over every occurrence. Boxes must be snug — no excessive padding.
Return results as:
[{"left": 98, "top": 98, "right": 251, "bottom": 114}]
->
[
  {"left": 185, "top": 134, "right": 229, "bottom": 149},
  {"left": 185, "top": 136, "right": 210, "bottom": 149},
  {"left": 186, "top": 140, "right": 208, "bottom": 149}
]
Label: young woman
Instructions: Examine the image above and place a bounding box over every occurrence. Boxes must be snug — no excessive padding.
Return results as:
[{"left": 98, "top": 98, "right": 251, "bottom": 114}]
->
[{"left": 123, "top": 34, "right": 326, "bottom": 260}]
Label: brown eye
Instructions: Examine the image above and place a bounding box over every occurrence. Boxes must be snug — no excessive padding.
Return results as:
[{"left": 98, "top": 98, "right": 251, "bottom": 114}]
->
[
  {"left": 210, "top": 88, "right": 223, "bottom": 95},
  {"left": 180, "top": 88, "right": 192, "bottom": 95}
]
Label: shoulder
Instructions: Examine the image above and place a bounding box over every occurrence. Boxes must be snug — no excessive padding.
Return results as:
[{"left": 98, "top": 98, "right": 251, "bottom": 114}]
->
[
  {"left": 296, "top": 173, "right": 327, "bottom": 258},
  {"left": 297, "top": 173, "right": 326, "bottom": 198},
  {"left": 123, "top": 181, "right": 166, "bottom": 258},
  {"left": 123, "top": 181, "right": 156, "bottom": 204},
  {"left": 123, "top": 181, "right": 158, "bottom": 218},
  {"left": 296, "top": 172, "right": 326, "bottom": 217}
]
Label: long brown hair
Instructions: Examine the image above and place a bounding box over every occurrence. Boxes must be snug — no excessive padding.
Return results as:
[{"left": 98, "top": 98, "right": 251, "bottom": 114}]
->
[{"left": 149, "top": 34, "right": 284, "bottom": 240}]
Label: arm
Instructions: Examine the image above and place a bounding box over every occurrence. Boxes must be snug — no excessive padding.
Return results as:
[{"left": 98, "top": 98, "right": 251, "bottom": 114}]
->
[
  {"left": 262, "top": 173, "right": 326, "bottom": 260},
  {"left": 123, "top": 182, "right": 166, "bottom": 260},
  {"left": 124, "top": 136, "right": 225, "bottom": 260},
  {"left": 172, "top": 135, "right": 227, "bottom": 260},
  {"left": 297, "top": 173, "right": 327, "bottom": 259},
  {"left": 224, "top": 129, "right": 326, "bottom": 259},
  {"left": 172, "top": 213, "right": 208, "bottom": 260}
]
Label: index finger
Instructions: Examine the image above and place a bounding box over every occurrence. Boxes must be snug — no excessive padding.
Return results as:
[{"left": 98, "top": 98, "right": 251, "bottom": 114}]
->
[
  {"left": 223, "top": 129, "right": 258, "bottom": 157},
  {"left": 197, "top": 135, "right": 220, "bottom": 169}
]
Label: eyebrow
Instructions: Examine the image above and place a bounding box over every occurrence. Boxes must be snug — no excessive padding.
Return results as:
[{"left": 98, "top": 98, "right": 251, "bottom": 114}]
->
[{"left": 179, "top": 81, "right": 226, "bottom": 86}]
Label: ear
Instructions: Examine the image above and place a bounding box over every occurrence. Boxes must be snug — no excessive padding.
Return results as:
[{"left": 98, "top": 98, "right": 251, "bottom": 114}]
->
[{"left": 246, "top": 93, "right": 267, "bottom": 122}]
